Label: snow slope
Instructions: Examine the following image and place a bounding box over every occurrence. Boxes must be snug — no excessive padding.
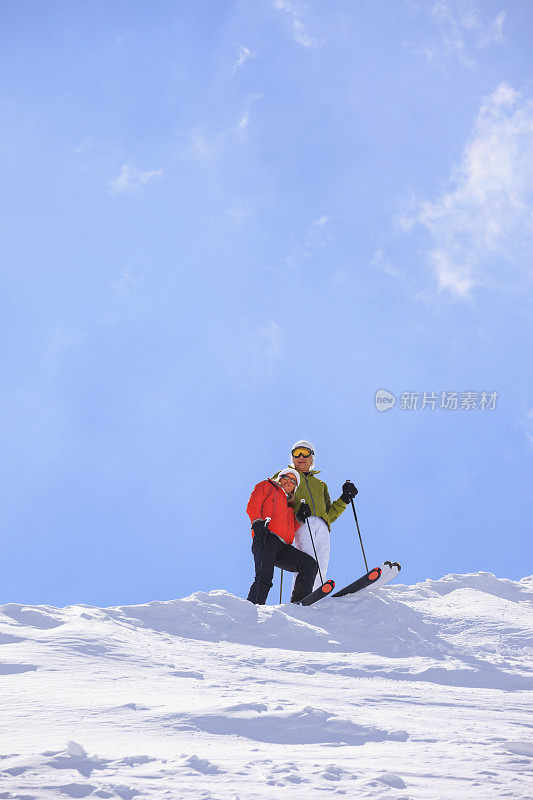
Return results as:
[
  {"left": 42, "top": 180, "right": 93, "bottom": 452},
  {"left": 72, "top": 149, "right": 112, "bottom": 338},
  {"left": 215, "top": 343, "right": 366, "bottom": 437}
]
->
[{"left": 1, "top": 572, "right": 532, "bottom": 799}]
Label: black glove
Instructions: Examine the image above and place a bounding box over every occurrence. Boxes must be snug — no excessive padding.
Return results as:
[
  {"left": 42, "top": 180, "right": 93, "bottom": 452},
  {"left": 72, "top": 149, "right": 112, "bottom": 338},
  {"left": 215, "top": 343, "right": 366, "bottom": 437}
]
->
[
  {"left": 251, "top": 520, "right": 269, "bottom": 540},
  {"left": 341, "top": 480, "right": 358, "bottom": 503},
  {"left": 295, "top": 502, "right": 312, "bottom": 523}
]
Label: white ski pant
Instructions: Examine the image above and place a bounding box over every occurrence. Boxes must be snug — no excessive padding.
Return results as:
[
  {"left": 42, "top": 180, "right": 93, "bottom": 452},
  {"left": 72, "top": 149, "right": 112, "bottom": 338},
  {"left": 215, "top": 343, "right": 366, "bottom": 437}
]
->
[{"left": 292, "top": 516, "right": 330, "bottom": 592}]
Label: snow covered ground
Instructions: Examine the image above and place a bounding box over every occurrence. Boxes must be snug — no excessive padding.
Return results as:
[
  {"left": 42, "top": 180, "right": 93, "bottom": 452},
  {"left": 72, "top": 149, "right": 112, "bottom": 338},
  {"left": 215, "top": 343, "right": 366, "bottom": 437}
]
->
[{"left": 1, "top": 572, "right": 532, "bottom": 799}]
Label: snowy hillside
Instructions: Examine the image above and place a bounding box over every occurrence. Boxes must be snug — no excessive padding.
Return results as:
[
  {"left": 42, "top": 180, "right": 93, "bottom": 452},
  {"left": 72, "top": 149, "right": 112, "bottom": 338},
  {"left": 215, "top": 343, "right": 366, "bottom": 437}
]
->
[{"left": 1, "top": 573, "right": 532, "bottom": 799}]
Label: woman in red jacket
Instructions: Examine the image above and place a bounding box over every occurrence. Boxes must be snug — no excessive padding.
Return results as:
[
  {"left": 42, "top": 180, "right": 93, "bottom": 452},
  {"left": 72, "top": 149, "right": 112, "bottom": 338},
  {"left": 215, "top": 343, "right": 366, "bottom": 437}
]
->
[{"left": 246, "top": 468, "right": 316, "bottom": 605}]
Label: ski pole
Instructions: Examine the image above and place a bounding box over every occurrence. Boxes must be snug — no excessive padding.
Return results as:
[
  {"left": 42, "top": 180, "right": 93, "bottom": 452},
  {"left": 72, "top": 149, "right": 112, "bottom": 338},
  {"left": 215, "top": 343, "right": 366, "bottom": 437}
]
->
[
  {"left": 348, "top": 488, "right": 368, "bottom": 573},
  {"left": 279, "top": 569, "right": 283, "bottom": 604},
  {"left": 302, "top": 502, "right": 324, "bottom": 585}
]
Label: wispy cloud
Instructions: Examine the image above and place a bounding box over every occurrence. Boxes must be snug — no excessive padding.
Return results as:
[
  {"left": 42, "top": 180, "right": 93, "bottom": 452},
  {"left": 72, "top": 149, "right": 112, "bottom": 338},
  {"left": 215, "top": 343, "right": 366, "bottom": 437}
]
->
[
  {"left": 109, "top": 164, "right": 163, "bottom": 194},
  {"left": 371, "top": 249, "right": 403, "bottom": 281},
  {"left": 237, "top": 94, "right": 261, "bottom": 139},
  {"left": 237, "top": 110, "right": 251, "bottom": 137},
  {"left": 111, "top": 35, "right": 124, "bottom": 52},
  {"left": 273, "top": 0, "right": 317, "bottom": 48},
  {"left": 74, "top": 137, "right": 94, "bottom": 155},
  {"left": 477, "top": 9, "right": 506, "bottom": 46},
  {"left": 233, "top": 45, "right": 257, "bottom": 73},
  {"left": 109, "top": 268, "right": 138, "bottom": 297},
  {"left": 185, "top": 96, "right": 260, "bottom": 159},
  {"left": 227, "top": 202, "right": 252, "bottom": 225},
  {"left": 307, "top": 215, "right": 333, "bottom": 248},
  {"left": 187, "top": 129, "right": 221, "bottom": 161},
  {"left": 103, "top": 265, "right": 147, "bottom": 326},
  {"left": 331, "top": 250, "right": 430, "bottom": 304},
  {"left": 401, "top": 84, "right": 533, "bottom": 297},
  {"left": 285, "top": 215, "right": 334, "bottom": 269},
  {"left": 410, "top": 0, "right": 506, "bottom": 66},
  {"left": 249, "top": 321, "right": 284, "bottom": 384}
]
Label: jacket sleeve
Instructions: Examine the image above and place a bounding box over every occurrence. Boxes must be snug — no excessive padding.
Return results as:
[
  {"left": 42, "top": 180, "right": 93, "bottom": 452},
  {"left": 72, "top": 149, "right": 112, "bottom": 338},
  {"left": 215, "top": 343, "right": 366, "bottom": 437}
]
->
[
  {"left": 324, "top": 483, "right": 347, "bottom": 526},
  {"left": 246, "top": 481, "right": 267, "bottom": 526},
  {"left": 289, "top": 506, "right": 299, "bottom": 538}
]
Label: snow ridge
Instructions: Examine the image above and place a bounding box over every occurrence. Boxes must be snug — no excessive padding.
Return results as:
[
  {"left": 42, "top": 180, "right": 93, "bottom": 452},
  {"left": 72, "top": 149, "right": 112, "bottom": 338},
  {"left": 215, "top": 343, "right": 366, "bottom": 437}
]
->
[{"left": 1, "top": 572, "right": 532, "bottom": 799}]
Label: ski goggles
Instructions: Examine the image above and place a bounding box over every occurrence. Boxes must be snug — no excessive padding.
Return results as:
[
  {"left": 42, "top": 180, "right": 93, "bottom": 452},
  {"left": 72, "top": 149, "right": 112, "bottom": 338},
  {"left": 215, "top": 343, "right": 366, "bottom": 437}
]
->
[
  {"left": 291, "top": 447, "right": 313, "bottom": 458},
  {"left": 279, "top": 473, "right": 298, "bottom": 486}
]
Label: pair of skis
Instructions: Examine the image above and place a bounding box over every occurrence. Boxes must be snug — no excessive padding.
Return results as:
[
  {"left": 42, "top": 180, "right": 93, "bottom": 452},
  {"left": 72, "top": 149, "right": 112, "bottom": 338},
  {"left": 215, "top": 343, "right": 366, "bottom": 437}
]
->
[{"left": 297, "top": 560, "right": 401, "bottom": 606}]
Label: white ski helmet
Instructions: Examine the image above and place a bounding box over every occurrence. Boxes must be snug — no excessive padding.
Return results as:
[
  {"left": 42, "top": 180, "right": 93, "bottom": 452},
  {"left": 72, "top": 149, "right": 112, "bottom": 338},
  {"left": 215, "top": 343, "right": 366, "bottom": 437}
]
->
[
  {"left": 291, "top": 440, "right": 315, "bottom": 461},
  {"left": 277, "top": 467, "right": 300, "bottom": 487}
]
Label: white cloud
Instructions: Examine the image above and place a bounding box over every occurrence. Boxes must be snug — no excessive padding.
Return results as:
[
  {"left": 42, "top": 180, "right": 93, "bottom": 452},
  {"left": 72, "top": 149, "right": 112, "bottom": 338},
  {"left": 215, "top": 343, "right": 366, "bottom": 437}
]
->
[
  {"left": 285, "top": 215, "right": 335, "bottom": 270},
  {"left": 109, "top": 269, "right": 138, "bottom": 297},
  {"left": 410, "top": 0, "right": 506, "bottom": 66},
  {"left": 237, "top": 110, "right": 251, "bottom": 136},
  {"left": 403, "top": 84, "right": 533, "bottom": 297},
  {"left": 306, "top": 215, "right": 333, "bottom": 249},
  {"left": 371, "top": 249, "right": 403, "bottom": 280},
  {"left": 109, "top": 164, "right": 163, "bottom": 194},
  {"left": 185, "top": 96, "right": 260, "bottom": 158},
  {"left": 249, "top": 321, "right": 284, "bottom": 384},
  {"left": 74, "top": 137, "right": 94, "bottom": 155},
  {"left": 364, "top": 250, "right": 432, "bottom": 304},
  {"left": 477, "top": 9, "right": 506, "bottom": 46},
  {"left": 273, "top": 0, "right": 317, "bottom": 48},
  {"left": 227, "top": 203, "right": 252, "bottom": 225},
  {"left": 233, "top": 45, "right": 257, "bottom": 73},
  {"left": 187, "top": 129, "right": 221, "bottom": 161},
  {"left": 235, "top": 94, "right": 261, "bottom": 139}
]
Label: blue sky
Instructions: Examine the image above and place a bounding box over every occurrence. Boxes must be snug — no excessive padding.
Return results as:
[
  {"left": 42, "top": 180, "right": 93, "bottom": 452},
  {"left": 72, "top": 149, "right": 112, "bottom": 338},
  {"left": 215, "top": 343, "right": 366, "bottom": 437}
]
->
[{"left": 1, "top": 0, "right": 532, "bottom": 606}]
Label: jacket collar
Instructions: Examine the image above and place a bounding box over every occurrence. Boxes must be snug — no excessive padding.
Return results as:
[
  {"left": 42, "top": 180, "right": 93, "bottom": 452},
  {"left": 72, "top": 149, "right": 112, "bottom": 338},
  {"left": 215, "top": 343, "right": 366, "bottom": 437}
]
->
[
  {"left": 268, "top": 478, "right": 292, "bottom": 501},
  {"left": 290, "top": 466, "right": 321, "bottom": 476}
]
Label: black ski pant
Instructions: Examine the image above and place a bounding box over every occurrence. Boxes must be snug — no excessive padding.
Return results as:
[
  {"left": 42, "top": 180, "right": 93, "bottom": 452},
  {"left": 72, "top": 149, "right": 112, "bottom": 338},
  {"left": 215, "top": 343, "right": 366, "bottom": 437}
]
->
[{"left": 247, "top": 530, "right": 318, "bottom": 605}]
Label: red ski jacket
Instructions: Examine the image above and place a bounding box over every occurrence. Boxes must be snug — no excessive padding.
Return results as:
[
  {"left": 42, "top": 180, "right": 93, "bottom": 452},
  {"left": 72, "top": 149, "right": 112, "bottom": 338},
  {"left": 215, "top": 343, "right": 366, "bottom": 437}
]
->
[{"left": 246, "top": 479, "right": 299, "bottom": 545}]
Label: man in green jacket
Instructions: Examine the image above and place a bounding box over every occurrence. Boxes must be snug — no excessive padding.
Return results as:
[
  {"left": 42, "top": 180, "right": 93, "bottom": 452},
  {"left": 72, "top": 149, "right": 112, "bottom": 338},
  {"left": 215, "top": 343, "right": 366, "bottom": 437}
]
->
[{"left": 274, "top": 440, "right": 357, "bottom": 591}]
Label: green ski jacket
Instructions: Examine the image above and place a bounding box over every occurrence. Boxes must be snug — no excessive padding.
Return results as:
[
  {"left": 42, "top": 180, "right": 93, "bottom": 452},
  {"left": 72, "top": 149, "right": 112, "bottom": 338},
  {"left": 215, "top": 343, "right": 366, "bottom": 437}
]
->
[{"left": 272, "top": 468, "right": 347, "bottom": 531}]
